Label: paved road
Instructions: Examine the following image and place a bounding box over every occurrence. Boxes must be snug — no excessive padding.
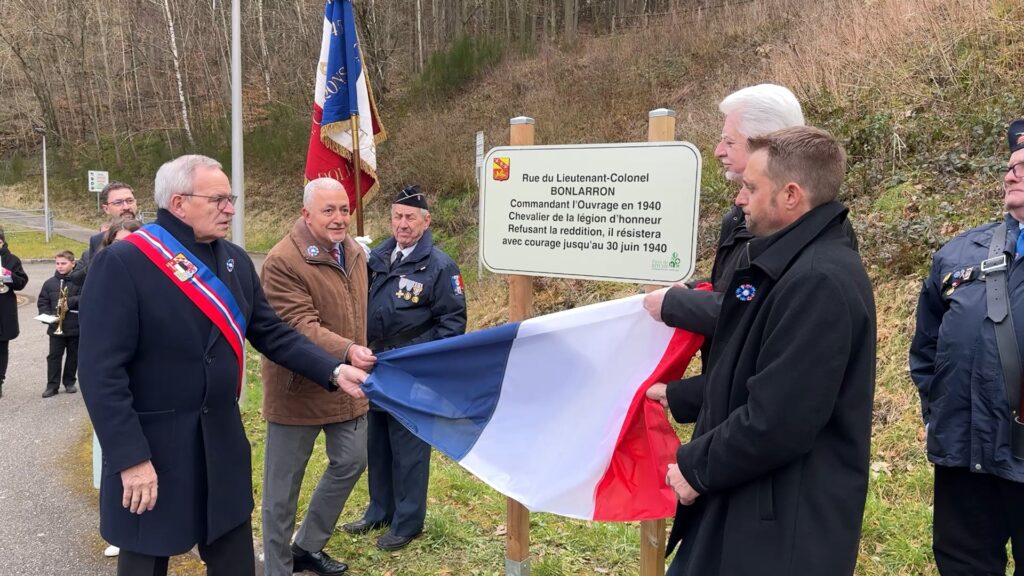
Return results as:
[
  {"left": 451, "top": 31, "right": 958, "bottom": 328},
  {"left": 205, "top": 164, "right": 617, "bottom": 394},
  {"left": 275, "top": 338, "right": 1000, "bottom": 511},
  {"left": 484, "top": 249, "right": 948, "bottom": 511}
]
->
[
  {"left": 0, "top": 260, "right": 114, "bottom": 576},
  {"left": 0, "top": 208, "right": 95, "bottom": 245}
]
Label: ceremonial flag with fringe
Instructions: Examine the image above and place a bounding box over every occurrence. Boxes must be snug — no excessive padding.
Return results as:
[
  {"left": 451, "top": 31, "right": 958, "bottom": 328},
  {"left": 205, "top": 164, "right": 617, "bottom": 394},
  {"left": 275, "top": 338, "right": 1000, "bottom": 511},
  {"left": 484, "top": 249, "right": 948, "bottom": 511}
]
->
[{"left": 305, "top": 0, "right": 386, "bottom": 207}]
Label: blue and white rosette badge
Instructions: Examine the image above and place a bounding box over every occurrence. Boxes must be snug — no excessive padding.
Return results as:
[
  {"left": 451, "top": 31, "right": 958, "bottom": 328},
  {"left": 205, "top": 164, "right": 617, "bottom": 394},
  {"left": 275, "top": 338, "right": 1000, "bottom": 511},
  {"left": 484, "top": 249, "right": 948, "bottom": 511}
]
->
[{"left": 735, "top": 283, "right": 756, "bottom": 302}]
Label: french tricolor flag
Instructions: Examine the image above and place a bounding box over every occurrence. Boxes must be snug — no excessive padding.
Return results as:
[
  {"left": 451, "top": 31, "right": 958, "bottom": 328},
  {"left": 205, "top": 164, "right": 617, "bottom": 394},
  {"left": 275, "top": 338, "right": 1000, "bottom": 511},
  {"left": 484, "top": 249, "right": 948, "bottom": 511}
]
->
[
  {"left": 304, "top": 0, "right": 386, "bottom": 206},
  {"left": 363, "top": 294, "right": 703, "bottom": 521}
]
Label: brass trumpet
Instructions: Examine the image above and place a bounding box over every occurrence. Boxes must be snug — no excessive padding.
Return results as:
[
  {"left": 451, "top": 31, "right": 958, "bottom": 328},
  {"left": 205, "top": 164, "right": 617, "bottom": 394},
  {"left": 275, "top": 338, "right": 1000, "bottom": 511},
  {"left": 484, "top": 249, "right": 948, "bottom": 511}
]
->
[{"left": 54, "top": 280, "right": 69, "bottom": 335}]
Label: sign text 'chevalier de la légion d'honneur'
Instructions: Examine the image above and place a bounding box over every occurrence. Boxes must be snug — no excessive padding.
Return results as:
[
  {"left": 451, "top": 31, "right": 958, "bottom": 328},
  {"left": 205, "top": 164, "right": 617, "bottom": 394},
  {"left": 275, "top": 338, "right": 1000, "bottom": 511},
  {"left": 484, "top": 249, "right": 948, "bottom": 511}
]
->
[{"left": 480, "top": 142, "right": 702, "bottom": 284}]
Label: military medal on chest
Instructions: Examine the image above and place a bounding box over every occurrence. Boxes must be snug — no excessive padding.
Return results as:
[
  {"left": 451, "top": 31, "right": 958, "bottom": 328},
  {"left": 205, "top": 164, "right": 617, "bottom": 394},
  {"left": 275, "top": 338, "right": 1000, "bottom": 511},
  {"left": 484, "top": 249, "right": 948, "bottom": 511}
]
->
[
  {"left": 395, "top": 277, "right": 424, "bottom": 302},
  {"left": 942, "top": 266, "right": 976, "bottom": 297}
]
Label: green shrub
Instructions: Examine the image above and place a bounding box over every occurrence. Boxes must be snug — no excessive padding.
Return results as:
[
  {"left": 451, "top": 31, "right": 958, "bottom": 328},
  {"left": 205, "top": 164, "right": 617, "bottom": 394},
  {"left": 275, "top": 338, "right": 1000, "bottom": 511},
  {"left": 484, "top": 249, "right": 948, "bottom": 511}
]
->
[
  {"left": 242, "top": 104, "right": 311, "bottom": 173},
  {"left": 415, "top": 35, "right": 505, "bottom": 99},
  {"left": 0, "top": 154, "right": 26, "bottom": 185}
]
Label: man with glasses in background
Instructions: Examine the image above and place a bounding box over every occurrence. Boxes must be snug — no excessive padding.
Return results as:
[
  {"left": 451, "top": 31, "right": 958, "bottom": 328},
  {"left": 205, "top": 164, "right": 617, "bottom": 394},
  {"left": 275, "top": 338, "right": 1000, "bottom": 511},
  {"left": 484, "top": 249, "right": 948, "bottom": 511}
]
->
[
  {"left": 80, "top": 154, "right": 372, "bottom": 576},
  {"left": 911, "top": 120, "right": 1024, "bottom": 575},
  {"left": 82, "top": 181, "right": 137, "bottom": 265}
]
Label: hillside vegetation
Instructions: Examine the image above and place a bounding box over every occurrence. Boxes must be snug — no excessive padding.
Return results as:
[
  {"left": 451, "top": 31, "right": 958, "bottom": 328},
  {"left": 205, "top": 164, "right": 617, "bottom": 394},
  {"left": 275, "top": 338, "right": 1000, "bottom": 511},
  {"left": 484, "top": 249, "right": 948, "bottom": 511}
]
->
[{"left": 3, "top": 0, "right": 1024, "bottom": 573}]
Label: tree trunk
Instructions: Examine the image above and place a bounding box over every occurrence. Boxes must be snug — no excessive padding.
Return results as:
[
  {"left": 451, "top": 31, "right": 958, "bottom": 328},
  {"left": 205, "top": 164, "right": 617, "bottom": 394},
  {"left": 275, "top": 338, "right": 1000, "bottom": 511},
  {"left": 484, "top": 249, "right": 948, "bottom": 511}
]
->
[
  {"left": 160, "top": 0, "right": 195, "bottom": 147},
  {"left": 504, "top": 0, "right": 511, "bottom": 41},
  {"left": 432, "top": 0, "right": 440, "bottom": 51},
  {"left": 563, "top": 0, "right": 576, "bottom": 43},
  {"left": 416, "top": 0, "right": 423, "bottom": 72},
  {"left": 256, "top": 0, "right": 272, "bottom": 102}
]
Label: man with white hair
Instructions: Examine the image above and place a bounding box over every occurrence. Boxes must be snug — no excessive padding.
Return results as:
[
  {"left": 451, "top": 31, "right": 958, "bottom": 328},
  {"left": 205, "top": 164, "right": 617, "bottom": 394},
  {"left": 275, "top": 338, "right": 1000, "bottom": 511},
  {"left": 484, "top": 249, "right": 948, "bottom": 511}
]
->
[
  {"left": 643, "top": 84, "right": 847, "bottom": 421},
  {"left": 259, "top": 178, "right": 374, "bottom": 576},
  {"left": 644, "top": 84, "right": 805, "bottom": 344},
  {"left": 80, "top": 156, "right": 371, "bottom": 576}
]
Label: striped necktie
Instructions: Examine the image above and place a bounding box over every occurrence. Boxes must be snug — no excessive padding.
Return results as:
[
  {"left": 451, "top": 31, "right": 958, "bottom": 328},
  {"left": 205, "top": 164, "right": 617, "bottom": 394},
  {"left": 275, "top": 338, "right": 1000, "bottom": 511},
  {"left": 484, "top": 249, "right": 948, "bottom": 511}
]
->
[{"left": 330, "top": 246, "right": 344, "bottom": 268}]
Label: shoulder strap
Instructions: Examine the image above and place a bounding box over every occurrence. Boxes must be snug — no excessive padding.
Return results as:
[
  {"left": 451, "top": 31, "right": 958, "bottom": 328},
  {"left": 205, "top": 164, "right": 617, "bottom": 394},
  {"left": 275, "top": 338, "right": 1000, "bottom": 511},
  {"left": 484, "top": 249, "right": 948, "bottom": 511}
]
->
[{"left": 985, "top": 222, "right": 1023, "bottom": 421}]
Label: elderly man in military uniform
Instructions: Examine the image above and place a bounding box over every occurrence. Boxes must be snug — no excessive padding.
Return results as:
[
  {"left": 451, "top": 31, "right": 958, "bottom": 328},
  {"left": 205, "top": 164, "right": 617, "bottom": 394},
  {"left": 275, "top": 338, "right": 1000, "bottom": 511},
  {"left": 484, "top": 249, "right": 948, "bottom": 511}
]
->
[
  {"left": 911, "top": 120, "right": 1024, "bottom": 575},
  {"left": 343, "top": 184, "right": 467, "bottom": 551}
]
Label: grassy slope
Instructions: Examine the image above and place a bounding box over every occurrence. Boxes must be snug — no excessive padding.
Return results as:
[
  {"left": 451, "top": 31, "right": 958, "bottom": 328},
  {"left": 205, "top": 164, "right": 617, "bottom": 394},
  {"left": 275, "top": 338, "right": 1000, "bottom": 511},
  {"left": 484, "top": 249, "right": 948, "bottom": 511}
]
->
[{"left": 14, "top": 0, "right": 1024, "bottom": 573}]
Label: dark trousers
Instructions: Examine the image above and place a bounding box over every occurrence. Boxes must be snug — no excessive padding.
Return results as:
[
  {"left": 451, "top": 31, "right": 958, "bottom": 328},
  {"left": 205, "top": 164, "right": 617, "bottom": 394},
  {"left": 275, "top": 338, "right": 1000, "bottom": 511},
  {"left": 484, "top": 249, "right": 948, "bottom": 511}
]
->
[
  {"left": 363, "top": 408, "right": 431, "bottom": 537},
  {"left": 45, "top": 335, "right": 78, "bottom": 392},
  {"left": 0, "top": 339, "right": 9, "bottom": 382},
  {"left": 116, "top": 519, "right": 255, "bottom": 576},
  {"left": 934, "top": 465, "right": 1024, "bottom": 575}
]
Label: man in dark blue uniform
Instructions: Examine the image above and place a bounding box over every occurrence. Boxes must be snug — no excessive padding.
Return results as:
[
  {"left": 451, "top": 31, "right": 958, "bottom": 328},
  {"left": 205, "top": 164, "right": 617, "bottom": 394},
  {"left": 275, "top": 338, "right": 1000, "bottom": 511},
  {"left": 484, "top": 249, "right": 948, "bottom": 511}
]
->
[
  {"left": 910, "top": 120, "right": 1024, "bottom": 575},
  {"left": 79, "top": 154, "right": 370, "bottom": 576},
  {"left": 343, "top": 184, "right": 466, "bottom": 551}
]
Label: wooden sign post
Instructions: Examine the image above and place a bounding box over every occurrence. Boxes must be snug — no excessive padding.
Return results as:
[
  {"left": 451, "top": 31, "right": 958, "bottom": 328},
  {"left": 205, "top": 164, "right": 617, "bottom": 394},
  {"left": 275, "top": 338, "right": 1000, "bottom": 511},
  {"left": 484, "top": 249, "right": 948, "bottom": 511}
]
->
[
  {"left": 498, "top": 110, "right": 683, "bottom": 576},
  {"left": 639, "top": 107, "right": 677, "bottom": 576},
  {"left": 505, "top": 115, "right": 535, "bottom": 576}
]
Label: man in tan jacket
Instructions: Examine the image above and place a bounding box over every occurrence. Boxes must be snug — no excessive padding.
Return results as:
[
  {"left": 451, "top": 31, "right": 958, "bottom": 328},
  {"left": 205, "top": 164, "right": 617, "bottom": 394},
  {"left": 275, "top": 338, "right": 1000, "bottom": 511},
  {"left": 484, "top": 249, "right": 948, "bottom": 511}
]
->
[{"left": 260, "top": 177, "right": 376, "bottom": 576}]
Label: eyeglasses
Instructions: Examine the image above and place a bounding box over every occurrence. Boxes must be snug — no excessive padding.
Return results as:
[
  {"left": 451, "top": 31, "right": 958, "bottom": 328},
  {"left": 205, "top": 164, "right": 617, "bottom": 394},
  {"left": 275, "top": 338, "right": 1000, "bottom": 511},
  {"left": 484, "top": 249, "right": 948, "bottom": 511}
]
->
[
  {"left": 105, "top": 198, "right": 136, "bottom": 208},
  {"left": 181, "top": 193, "right": 238, "bottom": 210},
  {"left": 1008, "top": 162, "right": 1024, "bottom": 180}
]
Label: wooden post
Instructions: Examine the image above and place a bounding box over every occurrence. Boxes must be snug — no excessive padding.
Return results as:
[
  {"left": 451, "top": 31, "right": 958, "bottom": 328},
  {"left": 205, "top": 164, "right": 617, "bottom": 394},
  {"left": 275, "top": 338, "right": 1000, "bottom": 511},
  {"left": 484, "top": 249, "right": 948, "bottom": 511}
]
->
[
  {"left": 351, "top": 115, "right": 364, "bottom": 237},
  {"left": 505, "top": 115, "right": 535, "bottom": 576},
  {"left": 639, "top": 107, "right": 677, "bottom": 576}
]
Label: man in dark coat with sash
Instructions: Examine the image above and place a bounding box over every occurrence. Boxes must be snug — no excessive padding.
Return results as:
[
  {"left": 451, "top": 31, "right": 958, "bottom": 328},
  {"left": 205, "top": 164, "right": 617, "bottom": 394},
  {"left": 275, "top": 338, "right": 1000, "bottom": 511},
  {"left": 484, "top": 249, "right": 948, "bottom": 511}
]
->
[
  {"left": 662, "top": 127, "right": 876, "bottom": 575},
  {"left": 79, "top": 154, "right": 371, "bottom": 576}
]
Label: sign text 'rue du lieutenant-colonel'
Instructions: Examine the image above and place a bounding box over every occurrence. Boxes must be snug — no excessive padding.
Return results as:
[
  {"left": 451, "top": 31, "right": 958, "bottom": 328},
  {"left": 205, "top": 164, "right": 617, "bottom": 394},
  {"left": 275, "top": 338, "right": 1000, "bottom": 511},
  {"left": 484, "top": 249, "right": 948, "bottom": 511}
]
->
[{"left": 480, "top": 142, "right": 702, "bottom": 284}]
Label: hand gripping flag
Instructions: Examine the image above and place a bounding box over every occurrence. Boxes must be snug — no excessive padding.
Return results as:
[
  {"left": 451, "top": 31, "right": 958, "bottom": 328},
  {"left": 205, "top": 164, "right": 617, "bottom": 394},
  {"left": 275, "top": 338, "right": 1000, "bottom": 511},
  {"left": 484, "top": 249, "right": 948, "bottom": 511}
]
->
[
  {"left": 305, "top": 0, "right": 386, "bottom": 207},
  {"left": 362, "top": 294, "right": 704, "bottom": 521}
]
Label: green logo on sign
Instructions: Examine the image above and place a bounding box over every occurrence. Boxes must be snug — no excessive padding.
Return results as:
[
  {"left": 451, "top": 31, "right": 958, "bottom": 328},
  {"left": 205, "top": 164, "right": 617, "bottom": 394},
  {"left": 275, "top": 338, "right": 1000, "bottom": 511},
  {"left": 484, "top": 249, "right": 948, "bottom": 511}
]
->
[{"left": 669, "top": 252, "right": 681, "bottom": 268}]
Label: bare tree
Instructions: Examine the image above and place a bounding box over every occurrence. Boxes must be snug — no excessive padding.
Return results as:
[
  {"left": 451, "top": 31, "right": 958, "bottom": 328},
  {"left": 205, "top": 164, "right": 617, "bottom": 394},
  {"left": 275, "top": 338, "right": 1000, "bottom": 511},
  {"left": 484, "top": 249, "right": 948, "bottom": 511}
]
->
[{"left": 156, "top": 0, "right": 195, "bottom": 146}]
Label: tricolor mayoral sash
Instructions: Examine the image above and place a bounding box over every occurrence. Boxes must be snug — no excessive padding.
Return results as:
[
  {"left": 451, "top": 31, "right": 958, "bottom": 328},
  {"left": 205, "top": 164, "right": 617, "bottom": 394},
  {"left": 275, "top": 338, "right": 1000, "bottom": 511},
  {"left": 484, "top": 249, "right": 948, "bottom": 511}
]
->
[{"left": 125, "top": 224, "right": 247, "bottom": 397}]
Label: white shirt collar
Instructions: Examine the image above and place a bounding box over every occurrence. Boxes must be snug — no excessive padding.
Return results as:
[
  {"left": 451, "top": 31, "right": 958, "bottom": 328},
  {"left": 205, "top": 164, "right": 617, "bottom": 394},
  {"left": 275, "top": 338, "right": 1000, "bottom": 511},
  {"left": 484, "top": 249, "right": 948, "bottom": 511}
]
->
[{"left": 392, "top": 242, "right": 417, "bottom": 263}]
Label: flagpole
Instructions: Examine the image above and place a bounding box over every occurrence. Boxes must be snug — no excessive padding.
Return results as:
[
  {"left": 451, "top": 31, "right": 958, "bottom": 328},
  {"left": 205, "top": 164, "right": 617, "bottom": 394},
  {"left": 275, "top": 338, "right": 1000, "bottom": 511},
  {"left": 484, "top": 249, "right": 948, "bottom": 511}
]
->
[
  {"left": 230, "top": 0, "right": 245, "bottom": 248},
  {"left": 351, "top": 115, "right": 364, "bottom": 236}
]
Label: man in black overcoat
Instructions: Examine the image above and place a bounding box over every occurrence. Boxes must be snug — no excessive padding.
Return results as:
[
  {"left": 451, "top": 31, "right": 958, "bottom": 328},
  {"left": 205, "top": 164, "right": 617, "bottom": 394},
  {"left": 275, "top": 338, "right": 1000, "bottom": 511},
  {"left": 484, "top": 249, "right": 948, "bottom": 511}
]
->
[
  {"left": 662, "top": 127, "right": 876, "bottom": 575},
  {"left": 79, "top": 154, "right": 371, "bottom": 576}
]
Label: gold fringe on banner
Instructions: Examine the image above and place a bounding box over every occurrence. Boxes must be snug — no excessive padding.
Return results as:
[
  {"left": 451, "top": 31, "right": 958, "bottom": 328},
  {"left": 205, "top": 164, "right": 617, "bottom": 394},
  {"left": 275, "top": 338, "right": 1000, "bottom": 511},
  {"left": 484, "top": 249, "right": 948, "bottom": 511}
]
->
[{"left": 319, "top": 44, "right": 388, "bottom": 204}]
